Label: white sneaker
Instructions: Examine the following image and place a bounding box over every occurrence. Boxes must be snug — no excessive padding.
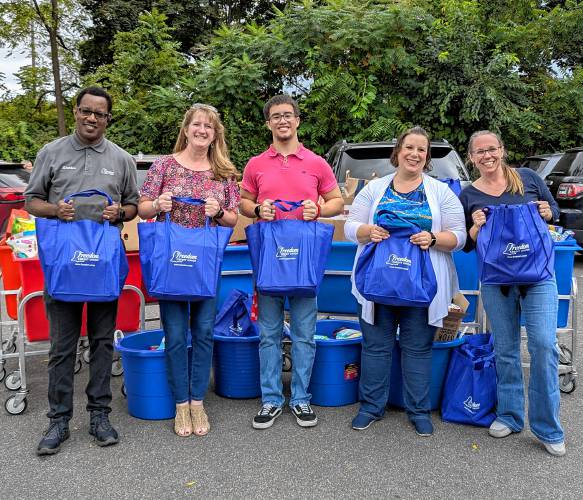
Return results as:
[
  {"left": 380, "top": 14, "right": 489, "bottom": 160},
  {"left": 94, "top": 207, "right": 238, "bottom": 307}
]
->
[
  {"left": 488, "top": 420, "right": 512, "bottom": 438},
  {"left": 543, "top": 441, "right": 566, "bottom": 457}
]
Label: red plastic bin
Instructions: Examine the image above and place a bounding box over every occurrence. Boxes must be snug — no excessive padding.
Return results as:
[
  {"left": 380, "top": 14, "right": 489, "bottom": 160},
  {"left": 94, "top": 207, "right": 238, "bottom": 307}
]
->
[{"left": 0, "top": 244, "right": 20, "bottom": 320}]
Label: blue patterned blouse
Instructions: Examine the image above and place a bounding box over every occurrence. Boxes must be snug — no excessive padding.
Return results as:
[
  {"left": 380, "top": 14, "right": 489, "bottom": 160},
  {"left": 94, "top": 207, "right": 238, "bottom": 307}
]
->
[{"left": 373, "top": 180, "right": 433, "bottom": 231}]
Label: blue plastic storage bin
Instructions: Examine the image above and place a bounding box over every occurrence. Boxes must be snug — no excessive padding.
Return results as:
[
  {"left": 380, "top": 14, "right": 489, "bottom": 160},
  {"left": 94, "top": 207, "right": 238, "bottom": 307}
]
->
[
  {"left": 116, "top": 329, "right": 175, "bottom": 420},
  {"left": 218, "top": 245, "right": 254, "bottom": 310},
  {"left": 554, "top": 241, "right": 581, "bottom": 328},
  {"left": 318, "top": 242, "right": 358, "bottom": 314},
  {"left": 309, "top": 319, "right": 362, "bottom": 407},
  {"left": 388, "top": 336, "right": 465, "bottom": 410},
  {"left": 452, "top": 250, "right": 479, "bottom": 323},
  {"left": 213, "top": 334, "right": 261, "bottom": 398}
]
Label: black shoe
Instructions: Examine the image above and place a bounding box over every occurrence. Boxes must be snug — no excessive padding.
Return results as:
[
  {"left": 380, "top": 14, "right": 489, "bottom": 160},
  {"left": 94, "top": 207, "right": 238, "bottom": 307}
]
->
[
  {"left": 291, "top": 403, "right": 318, "bottom": 427},
  {"left": 89, "top": 411, "right": 119, "bottom": 447},
  {"left": 37, "top": 419, "right": 70, "bottom": 456},
  {"left": 252, "top": 404, "right": 282, "bottom": 429}
]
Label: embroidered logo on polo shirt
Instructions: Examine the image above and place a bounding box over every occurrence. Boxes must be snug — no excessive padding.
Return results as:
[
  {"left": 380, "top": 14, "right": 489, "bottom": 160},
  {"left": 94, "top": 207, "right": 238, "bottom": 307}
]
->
[
  {"left": 61, "top": 165, "right": 76, "bottom": 170},
  {"left": 101, "top": 167, "right": 115, "bottom": 176}
]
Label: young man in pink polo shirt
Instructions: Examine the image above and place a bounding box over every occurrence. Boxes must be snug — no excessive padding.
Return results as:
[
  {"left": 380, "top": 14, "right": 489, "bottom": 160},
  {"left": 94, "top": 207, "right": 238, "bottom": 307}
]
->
[{"left": 240, "top": 95, "right": 344, "bottom": 429}]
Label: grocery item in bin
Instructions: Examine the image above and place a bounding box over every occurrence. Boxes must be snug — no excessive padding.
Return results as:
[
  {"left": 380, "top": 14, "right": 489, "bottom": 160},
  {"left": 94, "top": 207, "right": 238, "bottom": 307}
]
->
[
  {"left": 6, "top": 232, "right": 38, "bottom": 258},
  {"left": 332, "top": 327, "right": 362, "bottom": 340},
  {"left": 36, "top": 189, "right": 129, "bottom": 301},
  {"left": 139, "top": 197, "right": 232, "bottom": 301}
]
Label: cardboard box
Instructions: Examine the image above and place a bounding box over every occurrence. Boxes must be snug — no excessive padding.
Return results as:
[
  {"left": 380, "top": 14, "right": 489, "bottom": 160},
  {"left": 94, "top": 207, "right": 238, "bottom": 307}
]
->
[
  {"left": 121, "top": 217, "right": 141, "bottom": 251},
  {"left": 230, "top": 214, "right": 255, "bottom": 243},
  {"left": 320, "top": 214, "right": 348, "bottom": 241},
  {"left": 434, "top": 293, "right": 470, "bottom": 342}
]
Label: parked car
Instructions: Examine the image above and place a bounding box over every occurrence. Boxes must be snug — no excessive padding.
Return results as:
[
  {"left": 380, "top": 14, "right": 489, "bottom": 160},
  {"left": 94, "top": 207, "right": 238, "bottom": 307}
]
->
[
  {"left": 544, "top": 147, "right": 583, "bottom": 246},
  {"left": 519, "top": 152, "right": 563, "bottom": 180},
  {"left": 325, "top": 139, "right": 471, "bottom": 192},
  {"left": 0, "top": 161, "right": 30, "bottom": 237}
]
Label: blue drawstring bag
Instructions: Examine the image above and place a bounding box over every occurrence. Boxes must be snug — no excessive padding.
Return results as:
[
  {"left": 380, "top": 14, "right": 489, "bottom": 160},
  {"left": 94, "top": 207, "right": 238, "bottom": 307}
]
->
[
  {"left": 245, "top": 200, "right": 334, "bottom": 297},
  {"left": 355, "top": 224, "right": 437, "bottom": 307},
  {"left": 477, "top": 203, "right": 554, "bottom": 285},
  {"left": 138, "top": 197, "right": 232, "bottom": 301},
  {"left": 439, "top": 178, "right": 462, "bottom": 196},
  {"left": 441, "top": 333, "right": 497, "bottom": 427},
  {"left": 214, "top": 289, "right": 258, "bottom": 337},
  {"left": 36, "top": 189, "right": 129, "bottom": 302}
]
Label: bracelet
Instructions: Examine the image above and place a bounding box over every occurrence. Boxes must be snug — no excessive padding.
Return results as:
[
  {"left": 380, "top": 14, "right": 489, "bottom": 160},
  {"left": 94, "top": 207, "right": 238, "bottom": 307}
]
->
[
  {"left": 214, "top": 208, "right": 225, "bottom": 220},
  {"left": 152, "top": 198, "right": 160, "bottom": 214},
  {"left": 254, "top": 204, "right": 261, "bottom": 218}
]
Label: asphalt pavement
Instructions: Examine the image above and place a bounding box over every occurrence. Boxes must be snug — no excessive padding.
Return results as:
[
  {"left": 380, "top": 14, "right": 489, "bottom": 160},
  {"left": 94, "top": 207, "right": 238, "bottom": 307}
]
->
[{"left": 1, "top": 257, "right": 582, "bottom": 499}]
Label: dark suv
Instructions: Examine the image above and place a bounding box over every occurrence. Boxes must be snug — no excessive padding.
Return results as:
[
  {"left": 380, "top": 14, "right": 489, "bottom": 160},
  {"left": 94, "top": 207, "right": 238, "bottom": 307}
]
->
[
  {"left": 544, "top": 147, "right": 583, "bottom": 246},
  {"left": 326, "top": 139, "right": 470, "bottom": 191}
]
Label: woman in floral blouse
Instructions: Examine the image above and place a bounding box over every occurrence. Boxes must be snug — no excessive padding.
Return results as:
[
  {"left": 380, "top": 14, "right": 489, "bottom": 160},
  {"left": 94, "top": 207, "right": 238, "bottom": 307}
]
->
[{"left": 138, "top": 104, "right": 240, "bottom": 437}]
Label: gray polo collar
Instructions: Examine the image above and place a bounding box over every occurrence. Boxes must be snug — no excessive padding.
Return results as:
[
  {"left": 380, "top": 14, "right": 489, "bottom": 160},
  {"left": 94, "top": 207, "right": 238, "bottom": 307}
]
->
[{"left": 71, "top": 132, "right": 106, "bottom": 153}]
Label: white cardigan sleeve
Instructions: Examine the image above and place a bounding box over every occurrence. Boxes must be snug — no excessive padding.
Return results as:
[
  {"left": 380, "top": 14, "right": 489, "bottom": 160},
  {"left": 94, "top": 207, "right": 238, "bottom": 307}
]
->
[{"left": 344, "top": 183, "right": 378, "bottom": 242}]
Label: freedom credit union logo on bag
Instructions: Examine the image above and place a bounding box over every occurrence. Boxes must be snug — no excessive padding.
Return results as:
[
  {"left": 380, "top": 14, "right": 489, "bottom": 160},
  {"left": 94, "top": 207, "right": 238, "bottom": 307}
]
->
[
  {"left": 385, "top": 253, "right": 412, "bottom": 270},
  {"left": 170, "top": 250, "right": 198, "bottom": 267},
  {"left": 276, "top": 246, "right": 299, "bottom": 261},
  {"left": 71, "top": 251, "right": 100, "bottom": 267},
  {"left": 463, "top": 396, "right": 481, "bottom": 414},
  {"left": 503, "top": 242, "right": 530, "bottom": 259}
]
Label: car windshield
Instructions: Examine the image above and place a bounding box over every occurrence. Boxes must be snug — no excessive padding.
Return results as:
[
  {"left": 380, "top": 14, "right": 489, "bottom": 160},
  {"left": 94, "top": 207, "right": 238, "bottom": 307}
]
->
[
  {"left": 549, "top": 151, "right": 583, "bottom": 176},
  {"left": 521, "top": 158, "right": 547, "bottom": 172},
  {"left": 0, "top": 169, "right": 30, "bottom": 188},
  {"left": 336, "top": 144, "right": 469, "bottom": 182}
]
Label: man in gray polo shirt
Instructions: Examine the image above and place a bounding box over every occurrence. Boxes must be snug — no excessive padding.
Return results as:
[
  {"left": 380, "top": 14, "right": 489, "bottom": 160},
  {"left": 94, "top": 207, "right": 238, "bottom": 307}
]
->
[{"left": 25, "top": 86, "right": 139, "bottom": 455}]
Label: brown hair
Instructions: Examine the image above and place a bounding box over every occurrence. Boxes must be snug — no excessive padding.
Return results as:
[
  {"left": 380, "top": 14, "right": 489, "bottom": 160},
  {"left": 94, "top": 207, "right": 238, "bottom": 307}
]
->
[
  {"left": 467, "top": 130, "right": 523, "bottom": 195},
  {"left": 173, "top": 104, "right": 239, "bottom": 181},
  {"left": 390, "top": 126, "right": 432, "bottom": 172}
]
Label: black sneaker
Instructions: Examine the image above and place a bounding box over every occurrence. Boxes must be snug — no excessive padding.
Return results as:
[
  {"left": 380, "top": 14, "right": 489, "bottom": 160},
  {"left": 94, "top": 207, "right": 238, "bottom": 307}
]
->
[
  {"left": 89, "top": 411, "right": 119, "bottom": 447},
  {"left": 291, "top": 403, "right": 318, "bottom": 427},
  {"left": 252, "top": 404, "right": 282, "bottom": 429},
  {"left": 37, "top": 419, "right": 70, "bottom": 456}
]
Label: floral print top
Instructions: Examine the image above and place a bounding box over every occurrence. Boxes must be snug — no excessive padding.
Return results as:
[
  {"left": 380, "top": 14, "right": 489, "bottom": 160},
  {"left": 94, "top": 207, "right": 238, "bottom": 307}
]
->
[{"left": 140, "top": 155, "right": 240, "bottom": 228}]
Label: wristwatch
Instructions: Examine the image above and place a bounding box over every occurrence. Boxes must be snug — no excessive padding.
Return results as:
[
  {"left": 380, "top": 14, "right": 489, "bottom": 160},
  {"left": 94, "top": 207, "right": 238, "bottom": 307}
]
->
[
  {"left": 254, "top": 204, "right": 261, "bottom": 218},
  {"left": 118, "top": 207, "right": 126, "bottom": 222},
  {"left": 214, "top": 208, "right": 225, "bottom": 220},
  {"left": 429, "top": 231, "right": 437, "bottom": 247}
]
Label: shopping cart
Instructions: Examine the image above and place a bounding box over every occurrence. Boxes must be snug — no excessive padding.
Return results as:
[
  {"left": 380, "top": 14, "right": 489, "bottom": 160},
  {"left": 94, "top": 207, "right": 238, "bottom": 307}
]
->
[{"left": 2, "top": 253, "right": 145, "bottom": 415}]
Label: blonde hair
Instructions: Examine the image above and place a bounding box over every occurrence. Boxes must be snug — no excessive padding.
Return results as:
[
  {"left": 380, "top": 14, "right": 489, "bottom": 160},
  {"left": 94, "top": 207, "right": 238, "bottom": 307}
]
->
[
  {"left": 173, "top": 104, "right": 239, "bottom": 181},
  {"left": 467, "top": 130, "right": 523, "bottom": 195}
]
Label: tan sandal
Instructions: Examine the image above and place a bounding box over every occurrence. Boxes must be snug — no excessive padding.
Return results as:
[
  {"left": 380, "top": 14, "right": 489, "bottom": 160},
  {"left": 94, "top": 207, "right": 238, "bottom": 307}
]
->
[
  {"left": 174, "top": 404, "right": 193, "bottom": 437},
  {"left": 190, "top": 404, "right": 210, "bottom": 436}
]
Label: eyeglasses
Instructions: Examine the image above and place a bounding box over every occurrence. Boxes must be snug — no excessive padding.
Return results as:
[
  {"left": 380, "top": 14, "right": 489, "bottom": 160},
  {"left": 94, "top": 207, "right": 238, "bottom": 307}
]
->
[
  {"left": 77, "top": 107, "right": 110, "bottom": 121},
  {"left": 268, "top": 112, "right": 296, "bottom": 122},
  {"left": 192, "top": 103, "right": 219, "bottom": 113},
  {"left": 472, "top": 146, "right": 501, "bottom": 158}
]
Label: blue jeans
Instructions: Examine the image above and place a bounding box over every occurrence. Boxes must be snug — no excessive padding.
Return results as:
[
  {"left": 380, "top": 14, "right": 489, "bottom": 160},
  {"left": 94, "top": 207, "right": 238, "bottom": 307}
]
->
[
  {"left": 257, "top": 293, "right": 317, "bottom": 407},
  {"left": 357, "top": 304, "right": 435, "bottom": 422},
  {"left": 481, "top": 278, "right": 564, "bottom": 444},
  {"left": 159, "top": 298, "right": 216, "bottom": 404}
]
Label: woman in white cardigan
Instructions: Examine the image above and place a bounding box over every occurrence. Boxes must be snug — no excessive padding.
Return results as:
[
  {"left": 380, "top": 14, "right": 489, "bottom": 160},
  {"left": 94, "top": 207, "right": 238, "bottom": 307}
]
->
[{"left": 344, "top": 127, "right": 466, "bottom": 436}]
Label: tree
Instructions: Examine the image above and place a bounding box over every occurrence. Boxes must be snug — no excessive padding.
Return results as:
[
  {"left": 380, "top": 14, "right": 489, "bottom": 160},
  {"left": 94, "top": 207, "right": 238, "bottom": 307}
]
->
[
  {"left": 0, "top": 0, "right": 86, "bottom": 136},
  {"left": 79, "top": 0, "right": 288, "bottom": 75}
]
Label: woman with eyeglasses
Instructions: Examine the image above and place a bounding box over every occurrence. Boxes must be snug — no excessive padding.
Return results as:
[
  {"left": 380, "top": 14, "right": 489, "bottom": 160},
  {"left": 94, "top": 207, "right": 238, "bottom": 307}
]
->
[
  {"left": 138, "top": 104, "right": 240, "bottom": 437},
  {"left": 345, "top": 126, "right": 466, "bottom": 436},
  {"left": 459, "top": 130, "right": 565, "bottom": 456}
]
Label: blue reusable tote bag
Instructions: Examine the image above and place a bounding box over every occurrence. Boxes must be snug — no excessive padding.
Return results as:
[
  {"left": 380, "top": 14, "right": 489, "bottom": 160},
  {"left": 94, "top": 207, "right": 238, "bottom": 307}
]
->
[
  {"left": 138, "top": 197, "right": 232, "bottom": 301},
  {"left": 477, "top": 203, "right": 554, "bottom": 285},
  {"left": 441, "top": 333, "right": 497, "bottom": 427},
  {"left": 439, "top": 178, "right": 462, "bottom": 196},
  {"left": 245, "top": 200, "right": 334, "bottom": 297},
  {"left": 214, "top": 289, "right": 258, "bottom": 337},
  {"left": 354, "top": 224, "right": 437, "bottom": 307},
  {"left": 36, "top": 189, "right": 129, "bottom": 302}
]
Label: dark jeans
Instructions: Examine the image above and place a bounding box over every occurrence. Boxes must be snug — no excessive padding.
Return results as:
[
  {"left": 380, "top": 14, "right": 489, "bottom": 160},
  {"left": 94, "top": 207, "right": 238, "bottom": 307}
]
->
[
  {"left": 357, "top": 303, "right": 436, "bottom": 422},
  {"left": 159, "top": 298, "right": 216, "bottom": 404},
  {"left": 44, "top": 291, "right": 118, "bottom": 421}
]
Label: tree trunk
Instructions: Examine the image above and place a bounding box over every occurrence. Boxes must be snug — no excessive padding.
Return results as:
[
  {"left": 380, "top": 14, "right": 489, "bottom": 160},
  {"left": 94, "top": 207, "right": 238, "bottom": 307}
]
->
[{"left": 50, "top": 0, "right": 66, "bottom": 136}]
